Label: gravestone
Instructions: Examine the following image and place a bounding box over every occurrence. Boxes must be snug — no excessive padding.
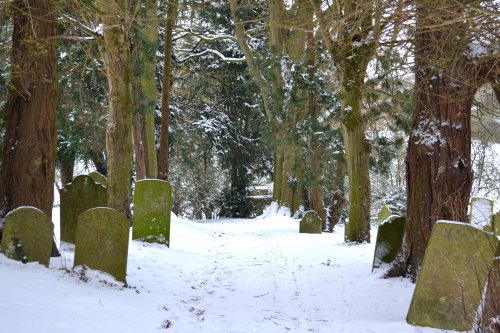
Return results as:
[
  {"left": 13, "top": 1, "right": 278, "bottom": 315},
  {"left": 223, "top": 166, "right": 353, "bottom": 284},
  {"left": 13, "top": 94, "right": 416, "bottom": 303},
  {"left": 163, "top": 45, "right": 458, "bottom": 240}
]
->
[
  {"left": 299, "top": 210, "right": 323, "bottom": 234},
  {"left": 377, "top": 204, "right": 393, "bottom": 224},
  {"left": 407, "top": 221, "right": 499, "bottom": 331},
  {"left": 60, "top": 175, "right": 107, "bottom": 244},
  {"left": 469, "top": 197, "right": 494, "bottom": 230},
  {"left": 74, "top": 207, "right": 130, "bottom": 283},
  {"left": 133, "top": 179, "right": 173, "bottom": 246},
  {"left": 493, "top": 212, "right": 500, "bottom": 236},
  {"left": 477, "top": 255, "right": 500, "bottom": 333},
  {"left": 0, "top": 207, "right": 53, "bottom": 267},
  {"left": 372, "top": 215, "right": 405, "bottom": 271},
  {"left": 88, "top": 171, "right": 107, "bottom": 187}
]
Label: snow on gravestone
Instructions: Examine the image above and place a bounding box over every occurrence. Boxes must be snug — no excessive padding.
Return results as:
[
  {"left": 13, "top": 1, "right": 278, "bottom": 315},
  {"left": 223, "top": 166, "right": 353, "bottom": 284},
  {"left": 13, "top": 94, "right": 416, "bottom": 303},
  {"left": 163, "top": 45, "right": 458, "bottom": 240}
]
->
[
  {"left": 372, "top": 215, "right": 405, "bottom": 271},
  {"left": 0, "top": 207, "right": 53, "bottom": 267},
  {"left": 74, "top": 208, "right": 130, "bottom": 283},
  {"left": 88, "top": 171, "right": 107, "bottom": 187},
  {"left": 132, "top": 179, "right": 173, "bottom": 246},
  {"left": 377, "top": 204, "right": 393, "bottom": 224},
  {"left": 60, "top": 175, "right": 107, "bottom": 244},
  {"left": 469, "top": 196, "right": 494, "bottom": 230},
  {"left": 299, "top": 210, "right": 323, "bottom": 234},
  {"left": 406, "top": 221, "right": 499, "bottom": 331}
]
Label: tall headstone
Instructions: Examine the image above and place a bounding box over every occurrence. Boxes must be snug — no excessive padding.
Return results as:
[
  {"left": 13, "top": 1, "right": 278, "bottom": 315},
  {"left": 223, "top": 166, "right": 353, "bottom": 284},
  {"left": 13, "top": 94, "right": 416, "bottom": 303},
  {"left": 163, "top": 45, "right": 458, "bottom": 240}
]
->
[
  {"left": 377, "top": 204, "right": 393, "bottom": 224},
  {"left": 74, "top": 207, "right": 130, "bottom": 283},
  {"left": 407, "top": 221, "right": 499, "bottom": 331},
  {"left": 372, "top": 216, "right": 405, "bottom": 271},
  {"left": 469, "top": 196, "right": 494, "bottom": 230},
  {"left": 299, "top": 210, "right": 323, "bottom": 234},
  {"left": 60, "top": 175, "right": 107, "bottom": 244},
  {"left": 133, "top": 179, "right": 173, "bottom": 246},
  {"left": 88, "top": 171, "right": 107, "bottom": 187},
  {"left": 0, "top": 207, "right": 53, "bottom": 267}
]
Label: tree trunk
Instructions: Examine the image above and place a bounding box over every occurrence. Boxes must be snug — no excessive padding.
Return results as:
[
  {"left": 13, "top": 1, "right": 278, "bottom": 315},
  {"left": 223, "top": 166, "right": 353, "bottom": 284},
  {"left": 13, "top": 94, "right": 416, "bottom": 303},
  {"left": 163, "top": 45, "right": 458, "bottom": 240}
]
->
[
  {"left": 59, "top": 157, "right": 75, "bottom": 188},
  {"left": 96, "top": 0, "right": 134, "bottom": 216},
  {"left": 341, "top": 74, "right": 371, "bottom": 243},
  {"left": 328, "top": 155, "right": 346, "bottom": 232},
  {"left": 0, "top": 0, "right": 58, "bottom": 219},
  {"left": 158, "top": 0, "right": 179, "bottom": 181},
  {"left": 132, "top": 0, "right": 158, "bottom": 180}
]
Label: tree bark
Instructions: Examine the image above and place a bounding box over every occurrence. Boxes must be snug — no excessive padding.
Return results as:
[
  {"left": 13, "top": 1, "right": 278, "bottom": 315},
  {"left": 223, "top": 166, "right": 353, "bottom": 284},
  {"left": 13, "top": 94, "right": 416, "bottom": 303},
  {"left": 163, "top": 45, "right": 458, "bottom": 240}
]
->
[
  {"left": 158, "top": 0, "right": 178, "bottom": 181},
  {"left": 96, "top": 0, "right": 134, "bottom": 216},
  {"left": 328, "top": 155, "right": 346, "bottom": 232},
  {"left": 0, "top": 0, "right": 58, "bottom": 219}
]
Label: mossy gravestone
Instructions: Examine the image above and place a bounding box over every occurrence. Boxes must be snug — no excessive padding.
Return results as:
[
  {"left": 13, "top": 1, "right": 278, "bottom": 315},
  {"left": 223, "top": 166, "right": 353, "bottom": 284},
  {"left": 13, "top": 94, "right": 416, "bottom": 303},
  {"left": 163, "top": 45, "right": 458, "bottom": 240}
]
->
[
  {"left": 469, "top": 196, "right": 494, "bottom": 230},
  {"left": 377, "top": 204, "right": 393, "bottom": 224},
  {"left": 133, "top": 179, "right": 173, "bottom": 246},
  {"left": 88, "top": 171, "right": 107, "bottom": 187},
  {"left": 74, "top": 208, "right": 130, "bottom": 283},
  {"left": 60, "top": 175, "right": 107, "bottom": 244},
  {"left": 407, "top": 221, "right": 499, "bottom": 331},
  {"left": 372, "top": 216, "right": 405, "bottom": 271},
  {"left": 299, "top": 210, "right": 322, "bottom": 234},
  {"left": 0, "top": 207, "right": 53, "bottom": 267}
]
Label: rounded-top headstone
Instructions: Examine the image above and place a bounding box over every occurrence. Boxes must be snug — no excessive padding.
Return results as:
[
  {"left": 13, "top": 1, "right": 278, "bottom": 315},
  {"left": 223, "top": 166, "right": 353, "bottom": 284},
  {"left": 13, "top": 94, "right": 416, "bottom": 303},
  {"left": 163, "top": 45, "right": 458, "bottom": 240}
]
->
[
  {"left": 469, "top": 196, "right": 494, "bottom": 230},
  {"left": 300, "top": 210, "right": 323, "bottom": 234},
  {"left": 74, "top": 207, "right": 130, "bottom": 283},
  {"left": 0, "top": 207, "right": 54, "bottom": 267}
]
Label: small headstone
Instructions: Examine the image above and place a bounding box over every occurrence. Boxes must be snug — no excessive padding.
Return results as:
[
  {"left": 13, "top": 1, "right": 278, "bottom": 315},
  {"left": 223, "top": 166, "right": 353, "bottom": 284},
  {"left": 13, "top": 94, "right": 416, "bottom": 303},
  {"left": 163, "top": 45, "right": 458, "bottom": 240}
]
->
[
  {"left": 476, "top": 255, "right": 500, "bottom": 333},
  {"left": 132, "top": 179, "right": 173, "bottom": 246},
  {"left": 88, "top": 171, "right": 107, "bottom": 187},
  {"left": 0, "top": 207, "right": 53, "bottom": 267},
  {"left": 406, "top": 221, "right": 499, "bottom": 331},
  {"left": 493, "top": 212, "right": 500, "bottom": 236},
  {"left": 60, "top": 175, "right": 107, "bottom": 244},
  {"left": 372, "top": 215, "right": 405, "bottom": 271},
  {"left": 299, "top": 210, "right": 323, "bottom": 234},
  {"left": 377, "top": 204, "right": 393, "bottom": 224},
  {"left": 470, "top": 197, "right": 494, "bottom": 230},
  {"left": 74, "top": 207, "right": 130, "bottom": 283}
]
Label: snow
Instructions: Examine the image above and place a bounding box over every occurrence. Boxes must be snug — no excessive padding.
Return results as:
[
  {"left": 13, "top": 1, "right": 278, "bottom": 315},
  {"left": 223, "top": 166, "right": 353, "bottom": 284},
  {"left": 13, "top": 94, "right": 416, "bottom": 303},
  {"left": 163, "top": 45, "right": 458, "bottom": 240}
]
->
[{"left": 0, "top": 206, "right": 447, "bottom": 333}]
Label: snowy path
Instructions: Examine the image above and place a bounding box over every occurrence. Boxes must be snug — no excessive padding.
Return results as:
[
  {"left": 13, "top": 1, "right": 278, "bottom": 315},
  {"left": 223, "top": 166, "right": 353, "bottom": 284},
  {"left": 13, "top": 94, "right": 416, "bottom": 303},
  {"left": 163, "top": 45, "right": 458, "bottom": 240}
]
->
[{"left": 0, "top": 213, "right": 446, "bottom": 333}]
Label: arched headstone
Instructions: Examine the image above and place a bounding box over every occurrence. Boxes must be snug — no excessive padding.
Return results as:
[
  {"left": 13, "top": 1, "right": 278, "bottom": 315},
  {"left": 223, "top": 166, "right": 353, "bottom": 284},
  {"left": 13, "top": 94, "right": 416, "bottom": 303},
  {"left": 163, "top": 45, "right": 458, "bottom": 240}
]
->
[
  {"left": 470, "top": 196, "right": 494, "bottom": 230},
  {"left": 299, "top": 210, "right": 323, "bottom": 234},
  {"left": 74, "top": 207, "right": 130, "bottom": 283},
  {"left": 0, "top": 207, "right": 53, "bottom": 267}
]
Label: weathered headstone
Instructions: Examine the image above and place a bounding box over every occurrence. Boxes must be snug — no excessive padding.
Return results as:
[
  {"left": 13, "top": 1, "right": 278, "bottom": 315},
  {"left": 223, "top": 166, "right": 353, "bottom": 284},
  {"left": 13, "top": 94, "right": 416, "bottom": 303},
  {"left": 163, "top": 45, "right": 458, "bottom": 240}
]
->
[
  {"left": 299, "top": 210, "right": 323, "bottom": 234},
  {"left": 493, "top": 212, "right": 500, "bottom": 236},
  {"left": 407, "top": 221, "right": 499, "bottom": 331},
  {"left": 74, "top": 207, "right": 130, "bottom": 283},
  {"left": 372, "top": 215, "right": 405, "bottom": 271},
  {"left": 60, "top": 175, "right": 107, "bottom": 244},
  {"left": 476, "top": 255, "right": 500, "bottom": 333},
  {"left": 377, "top": 204, "right": 393, "bottom": 224},
  {"left": 133, "top": 179, "right": 173, "bottom": 246},
  {"left": 88, "top": 171, "right": 107, "bottom": 187},
  {"left": 0, "top": 207, "right": 53, "bottom": 267},
  {"left": 470, "top": 196, "right": 494, "bottom": 230}
]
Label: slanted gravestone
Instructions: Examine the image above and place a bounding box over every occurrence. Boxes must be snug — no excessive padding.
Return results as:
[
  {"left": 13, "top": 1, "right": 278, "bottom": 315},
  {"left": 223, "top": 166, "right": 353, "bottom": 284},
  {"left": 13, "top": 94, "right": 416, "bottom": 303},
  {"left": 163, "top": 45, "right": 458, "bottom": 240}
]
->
[
  {"left": 60, "top": 175, "right": 107, "bottom": 244},
  {"left": 406, "top": 221, "right": 499, "bottom": 331},
  {"left": 74, "top": 207, "right": 130, "bottom": 283},
  {"left": 377, "top": 204, "right": 393, "bottom": 224},
  {"left": 0, "top": 207, "right": 53, "bottom": 267},
  {"left": 299, "top": 210, "right": 323, "bottom": 234},
  {"left": 372, "top": 215, "right": 405, "bottom": 271},
  {"left": 470, "top": 197, "right": 494, "bottom": 230},
  {"left": 88, "top": 171, "right": 107, "bottom": 187},
  {"left": 133, "top": 180, "right": 173, "bottom": 246},
  {"left": 477, "top": 254, "right": 500, "bottom": 333}
]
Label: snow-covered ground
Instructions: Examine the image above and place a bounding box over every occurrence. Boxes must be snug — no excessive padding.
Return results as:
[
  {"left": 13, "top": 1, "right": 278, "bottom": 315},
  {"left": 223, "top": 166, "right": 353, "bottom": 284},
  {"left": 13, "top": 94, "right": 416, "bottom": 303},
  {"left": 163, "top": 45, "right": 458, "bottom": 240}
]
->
[{"left": 0, "top": 205, "right": 448, "bottom": 333}]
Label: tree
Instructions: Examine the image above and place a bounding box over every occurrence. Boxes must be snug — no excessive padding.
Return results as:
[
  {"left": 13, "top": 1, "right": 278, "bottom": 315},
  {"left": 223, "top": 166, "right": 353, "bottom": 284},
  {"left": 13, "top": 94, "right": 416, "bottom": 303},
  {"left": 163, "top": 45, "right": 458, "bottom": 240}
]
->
[
  {"left": 95, "top": 0, "right": 134, "bottom": 215},
  {"left": 388, "top": 0, "right": 500, "bottom": 279},
  {"left": 0, "top": 0, "right": 58, "bottom": 219}
]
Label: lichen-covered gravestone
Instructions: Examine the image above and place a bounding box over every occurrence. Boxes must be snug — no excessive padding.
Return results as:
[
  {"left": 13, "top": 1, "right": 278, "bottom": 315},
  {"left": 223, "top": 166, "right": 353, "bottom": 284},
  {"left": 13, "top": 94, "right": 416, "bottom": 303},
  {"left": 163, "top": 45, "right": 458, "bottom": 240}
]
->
[
  {"left": 407, "top": 221, "right": 499, "bottom": 331},
  {"left": 469, "top": 196, "right": 494, "bottom": 230},
  {"left": 0, "top": 207, "right": 53, "bottom": 267},
  {"left": 372, "top": 216, "right": 405, "bottom": 271},
  {"left": 133, "top": 180, "right": 173, "bottom": 246},
  {"left": 299, "top": 210, "right": 323, "bottom": 234},
  {"left": 60, "top": 175, "right": 107, "bottom": 244},
  {"left": 74, "top": 208, "right": 130, "bottom": 283},
  {"left": 377, "top": 204, "right": 393, "bottom": 224},
  {"left": 88, "top": 171, "right": 107, "bottom": 187}
]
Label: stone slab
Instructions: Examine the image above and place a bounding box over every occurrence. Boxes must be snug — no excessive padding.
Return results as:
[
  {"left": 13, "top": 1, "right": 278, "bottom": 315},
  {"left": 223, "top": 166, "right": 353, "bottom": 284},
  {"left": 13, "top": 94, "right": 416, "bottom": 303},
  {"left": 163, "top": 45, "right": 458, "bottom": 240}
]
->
[
  {"left": 372, "top": 215, "right": 405, "bottom": 270},
  {"left": 299, "top": 210, "right": 323, "bottom": 234},
  {"left": 470, "top": 197, "right": 494, "bottom": 230},
  {"left": 377, "top": 204, "right": 393, "bottom": 224},
  {"left": 88, "top": 171, "right": 107, "bottom": 187}
]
